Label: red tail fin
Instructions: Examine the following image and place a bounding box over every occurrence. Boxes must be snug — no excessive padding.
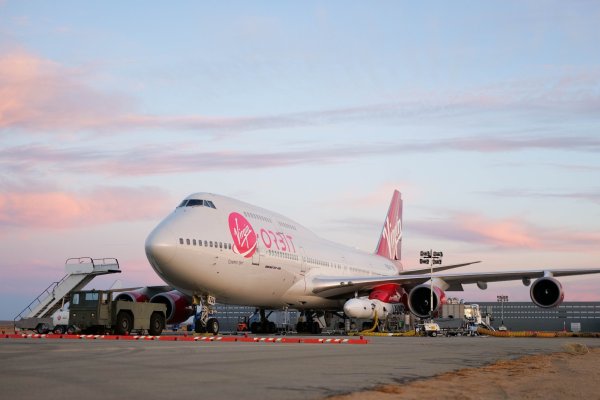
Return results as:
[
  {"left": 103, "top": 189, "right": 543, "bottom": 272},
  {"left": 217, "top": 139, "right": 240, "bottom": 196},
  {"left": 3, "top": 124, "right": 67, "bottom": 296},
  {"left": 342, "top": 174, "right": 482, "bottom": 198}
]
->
[{"left": 375, "top": 190, "right": 403, "bottom": 264}]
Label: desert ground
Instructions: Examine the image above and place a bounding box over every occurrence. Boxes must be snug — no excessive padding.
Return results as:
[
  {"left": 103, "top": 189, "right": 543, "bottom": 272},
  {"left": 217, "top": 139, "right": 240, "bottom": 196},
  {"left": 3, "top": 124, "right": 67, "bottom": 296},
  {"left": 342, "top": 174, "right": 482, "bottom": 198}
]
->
[{"left": 328, "top": 343, "right": 599, "bottom": 400}]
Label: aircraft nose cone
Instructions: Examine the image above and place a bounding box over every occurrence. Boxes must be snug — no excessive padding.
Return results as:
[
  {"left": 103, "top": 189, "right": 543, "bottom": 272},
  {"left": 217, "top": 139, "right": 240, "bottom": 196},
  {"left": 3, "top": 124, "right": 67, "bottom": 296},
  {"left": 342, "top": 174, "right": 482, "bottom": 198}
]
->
[{"left": 145, "top": 224, "right": 177, "bottom": 270}]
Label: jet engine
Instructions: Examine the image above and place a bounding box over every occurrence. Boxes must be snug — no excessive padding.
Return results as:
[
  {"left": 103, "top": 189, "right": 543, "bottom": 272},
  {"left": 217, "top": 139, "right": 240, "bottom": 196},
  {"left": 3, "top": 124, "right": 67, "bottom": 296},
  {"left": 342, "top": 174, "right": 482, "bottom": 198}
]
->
[
  {"left": 407, "top": 284, "right": 446, "bottom": 318},
  {"left": 114, "top": 288, "right": 150, "bottom": 303},
  {"left": 149, "top": 290, "right": 194, "bottom": 324},
  {"left": 530, "top": 277, "right": 564, "bottom": 308}
]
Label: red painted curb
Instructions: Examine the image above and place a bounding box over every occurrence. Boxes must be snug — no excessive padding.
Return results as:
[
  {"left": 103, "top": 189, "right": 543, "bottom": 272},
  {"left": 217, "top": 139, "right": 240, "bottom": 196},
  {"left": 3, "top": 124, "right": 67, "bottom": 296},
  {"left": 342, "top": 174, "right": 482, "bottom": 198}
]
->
[{"left": 0, "top": 334, "right": 368, "bottom": 344}]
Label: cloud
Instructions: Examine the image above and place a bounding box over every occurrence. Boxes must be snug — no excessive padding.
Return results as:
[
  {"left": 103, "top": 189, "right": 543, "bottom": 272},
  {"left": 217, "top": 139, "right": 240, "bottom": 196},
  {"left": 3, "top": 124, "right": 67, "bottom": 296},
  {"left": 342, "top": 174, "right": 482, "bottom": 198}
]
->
[
  {"left": 482, "top": 189, "right": 600, "bottom": 205},
  {"left": 0, "top": 51, "right": 134, "bottom": 131},
  {"left": 410, "top": 213, "right": 600, "bottom": 252},
  {"left": 0, "top": 186, "right": 172, "bottom": 229},
  {"left": 3, "top": 136, "right": 600, "bottom": 178},
  {"left": 1, "top": 50, "right": 600, "bottom": 135}
]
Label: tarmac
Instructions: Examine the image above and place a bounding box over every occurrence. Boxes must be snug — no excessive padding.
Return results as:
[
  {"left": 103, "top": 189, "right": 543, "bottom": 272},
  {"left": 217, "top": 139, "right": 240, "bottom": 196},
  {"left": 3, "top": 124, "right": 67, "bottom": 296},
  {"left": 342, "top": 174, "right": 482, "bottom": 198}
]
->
[{"left": 1, "top": 335, "right": 598, "bottom": 400}]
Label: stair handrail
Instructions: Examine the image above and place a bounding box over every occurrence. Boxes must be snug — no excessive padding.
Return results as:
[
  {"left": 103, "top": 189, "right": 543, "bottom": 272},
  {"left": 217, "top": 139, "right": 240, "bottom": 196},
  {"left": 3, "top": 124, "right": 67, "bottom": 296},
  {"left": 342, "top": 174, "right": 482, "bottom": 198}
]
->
[{"left": 13, "top": 274, "right": 68, "bottom": 323}]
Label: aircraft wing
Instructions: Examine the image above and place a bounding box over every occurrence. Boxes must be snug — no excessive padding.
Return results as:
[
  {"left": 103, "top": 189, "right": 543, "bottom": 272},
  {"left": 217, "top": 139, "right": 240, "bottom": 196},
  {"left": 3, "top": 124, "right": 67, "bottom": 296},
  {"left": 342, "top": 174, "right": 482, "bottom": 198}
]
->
[
  {"left": 398, "top": 261, "right": 481, "bottom": 275},
  {"left": 309, "top": 268, "right": 600, "bottom": 299}
]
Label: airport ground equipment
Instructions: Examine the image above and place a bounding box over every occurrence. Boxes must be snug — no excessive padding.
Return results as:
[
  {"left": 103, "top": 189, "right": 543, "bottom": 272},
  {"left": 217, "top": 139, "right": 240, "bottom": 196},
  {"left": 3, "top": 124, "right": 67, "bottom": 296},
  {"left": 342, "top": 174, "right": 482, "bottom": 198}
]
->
[
  {"left": 14, "top": 257, "right": 121, "bottom": 333},
  {"left": 416, "top": 321, "right": 441, "bottom": 336},
  {"left": 69, "top": 289, "right": 167, "bottom": 335}
]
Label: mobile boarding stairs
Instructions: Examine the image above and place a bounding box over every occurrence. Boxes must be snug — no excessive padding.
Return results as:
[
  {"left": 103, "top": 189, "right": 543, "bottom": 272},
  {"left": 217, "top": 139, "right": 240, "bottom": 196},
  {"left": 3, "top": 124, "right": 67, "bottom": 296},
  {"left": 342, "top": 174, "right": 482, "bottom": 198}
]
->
[{"left": 14, "top": 257, "right": 120, "bottom": 332}]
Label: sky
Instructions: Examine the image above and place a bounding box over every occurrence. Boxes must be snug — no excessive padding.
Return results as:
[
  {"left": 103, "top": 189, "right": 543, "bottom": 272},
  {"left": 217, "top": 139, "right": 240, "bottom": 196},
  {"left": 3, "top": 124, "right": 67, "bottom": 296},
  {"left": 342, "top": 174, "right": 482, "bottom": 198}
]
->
[{"left": 1, "top": 1, "right": 599, "bottom": 319}]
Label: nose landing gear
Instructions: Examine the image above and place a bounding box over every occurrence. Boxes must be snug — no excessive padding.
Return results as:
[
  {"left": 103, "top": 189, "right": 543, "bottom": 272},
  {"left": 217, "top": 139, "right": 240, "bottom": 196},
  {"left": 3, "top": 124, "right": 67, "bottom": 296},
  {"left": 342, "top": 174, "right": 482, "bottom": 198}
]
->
[{"left": 193, "top": 294, "right": 219, "bottom": 335}]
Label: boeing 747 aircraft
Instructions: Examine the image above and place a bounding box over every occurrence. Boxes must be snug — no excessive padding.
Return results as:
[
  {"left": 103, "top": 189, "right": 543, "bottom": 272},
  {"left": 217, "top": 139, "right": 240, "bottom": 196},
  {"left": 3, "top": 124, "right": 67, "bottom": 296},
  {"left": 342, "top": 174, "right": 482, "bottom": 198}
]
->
[{"left": 115, "top": 190, "right": 600, "bottom": 334}]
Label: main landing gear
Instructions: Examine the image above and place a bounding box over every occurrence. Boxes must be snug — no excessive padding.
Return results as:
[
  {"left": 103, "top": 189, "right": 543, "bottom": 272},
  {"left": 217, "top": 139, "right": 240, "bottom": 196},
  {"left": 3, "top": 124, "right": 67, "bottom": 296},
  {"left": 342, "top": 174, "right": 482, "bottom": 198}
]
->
[
  {"left": 193, "top": 294, "right": 220, "bottom": 335},
  {"left": 296, "top": 311, "right": 325, "bottom": 334},
  {"left": 250, "top": 309, "right": 277, "bottom": 334}
]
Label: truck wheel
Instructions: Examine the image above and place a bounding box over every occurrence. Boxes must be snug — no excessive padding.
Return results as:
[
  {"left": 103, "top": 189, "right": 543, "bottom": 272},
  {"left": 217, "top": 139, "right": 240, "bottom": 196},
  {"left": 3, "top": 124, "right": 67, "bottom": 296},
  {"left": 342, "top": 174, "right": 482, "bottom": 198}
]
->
[
  {"left": 206, "top": 318, "right": 219, "bottom": 335},
  {"left": 115, "top": 312, "right": 133, "bottom": 335},
  {"left": 35, "top": 323, "right": 49, "bottom": 334},
  {"left": 430, "top": 331, "right": 437, "bottom": 337},
  {"left": 53, "top": 325, "right": 66, "bottom": 334},
  {"left": 149, "top": 312, "right": 165, "bottom": 336}
]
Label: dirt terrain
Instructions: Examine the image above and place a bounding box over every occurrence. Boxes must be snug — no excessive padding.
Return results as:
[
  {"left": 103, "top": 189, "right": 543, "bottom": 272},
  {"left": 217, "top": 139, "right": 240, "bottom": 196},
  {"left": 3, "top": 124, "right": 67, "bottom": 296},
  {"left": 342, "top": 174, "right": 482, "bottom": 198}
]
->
[{"left": 328, "top": 343, "right": 599, "bottom": 400}]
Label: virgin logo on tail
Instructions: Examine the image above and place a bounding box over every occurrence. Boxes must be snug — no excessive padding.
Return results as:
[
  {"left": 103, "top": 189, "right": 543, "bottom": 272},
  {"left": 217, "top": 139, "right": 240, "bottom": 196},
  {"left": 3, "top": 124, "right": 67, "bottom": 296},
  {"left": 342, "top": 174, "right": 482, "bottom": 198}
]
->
[
  {"left": 381, "top": 216, "right": 402, "bottom": 260},
  {"left": 228, "top": 212, "right": 257, "bottom": 258},
  {"left": 376, "top": 190, "right": 403, "bottom": 261}
]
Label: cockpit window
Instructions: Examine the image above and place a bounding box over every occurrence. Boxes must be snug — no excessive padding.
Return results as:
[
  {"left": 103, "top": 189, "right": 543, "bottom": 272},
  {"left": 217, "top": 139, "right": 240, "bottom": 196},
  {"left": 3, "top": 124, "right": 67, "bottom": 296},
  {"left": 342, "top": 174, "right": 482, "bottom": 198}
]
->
[
  {"left": 186, "top": 199, "right": 205, "bottom": 207},
  {"left": 178, "top": 199, "right": 217, "bottom": 209}
]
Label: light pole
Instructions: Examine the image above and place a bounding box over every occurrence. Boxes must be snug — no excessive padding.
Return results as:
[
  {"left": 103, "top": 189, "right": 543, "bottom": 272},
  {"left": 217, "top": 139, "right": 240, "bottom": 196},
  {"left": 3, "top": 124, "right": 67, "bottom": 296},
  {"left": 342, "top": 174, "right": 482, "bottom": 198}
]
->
[
  {"left": 420, "top": 250, "right": 443, "bottom": 320},
  {"left": 497, "top": 295, "right": 508, "bottom": 330}
]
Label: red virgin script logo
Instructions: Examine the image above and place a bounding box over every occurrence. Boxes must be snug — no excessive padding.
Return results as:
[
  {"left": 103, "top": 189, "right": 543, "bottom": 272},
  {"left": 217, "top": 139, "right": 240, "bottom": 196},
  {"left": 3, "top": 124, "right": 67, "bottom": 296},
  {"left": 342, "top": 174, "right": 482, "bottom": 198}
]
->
[{"left": 228, "top": 212, "right": 257, "bottom": 258}]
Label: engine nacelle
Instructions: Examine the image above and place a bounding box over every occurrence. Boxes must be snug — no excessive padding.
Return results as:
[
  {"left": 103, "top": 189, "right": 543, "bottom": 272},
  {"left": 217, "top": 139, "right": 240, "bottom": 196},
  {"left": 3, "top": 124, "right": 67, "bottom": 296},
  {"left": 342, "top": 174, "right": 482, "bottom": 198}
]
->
[
  {"left": 114, "top": 288, "right": 150, "bottom": 303},
  {"left": 150, "top": 290, "right": 193, "bottom": 324},
  {"left": 408, "top": 284, "right": 446, "bottom": 318},
  {"left": 530, "top": 277, "right": 564, "bottom": 308}
]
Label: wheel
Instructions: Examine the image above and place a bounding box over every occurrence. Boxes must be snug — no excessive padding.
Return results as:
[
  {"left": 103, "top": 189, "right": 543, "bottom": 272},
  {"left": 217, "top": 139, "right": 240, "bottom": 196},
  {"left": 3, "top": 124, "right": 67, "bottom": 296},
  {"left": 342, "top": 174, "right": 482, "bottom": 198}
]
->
[
  {"left": 268, "top": 321, "right": 276, "bottom": 334},
  {"left": 311, "top": 322, "right": 322, "bottom": 334},
  {"left": 35, "top": 323, "right": 49, "bottom": 334},
  {"left": 149, "top": 312, "right": 165, "bottom": 336},
  {"left": 194, "top": 318, "right": 206, "bottom": 333},
  {"left": 206, "top": 318, "right": 219, "bottom": 335},
  {"left": 250, "top": 322, "right": 260, "bottom": 334},
  {"left": 295, "top": 322, "right": 306, "bottom": 333},
  {"left": 66, "top": 326, "right": 76, "bottom": 335},
  {"left": 430, "top": 331, "right": 437, "bottom": 337},
  {"left": 53, "top": 325, "right": 66, "bottom": 334},
  {"left": 115, "top": 312, "right": 133, "bottom": 335}
]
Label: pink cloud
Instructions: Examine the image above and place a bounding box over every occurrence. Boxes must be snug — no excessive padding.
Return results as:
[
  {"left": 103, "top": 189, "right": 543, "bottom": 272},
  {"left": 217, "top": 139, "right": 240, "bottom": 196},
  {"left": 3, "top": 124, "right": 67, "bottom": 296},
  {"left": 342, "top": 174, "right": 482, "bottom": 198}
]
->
[
  {"left": 406, "top": 213, "right": 600, "bottom": 253},
  {"left": 458, "top": 215, "right": 541, "bottom": 248},
  {"left": 0, "top": 51, "right": 133, "bottom": 131},
  {"left": 0, "top": 186, "right": 172, "bottom": 229}
]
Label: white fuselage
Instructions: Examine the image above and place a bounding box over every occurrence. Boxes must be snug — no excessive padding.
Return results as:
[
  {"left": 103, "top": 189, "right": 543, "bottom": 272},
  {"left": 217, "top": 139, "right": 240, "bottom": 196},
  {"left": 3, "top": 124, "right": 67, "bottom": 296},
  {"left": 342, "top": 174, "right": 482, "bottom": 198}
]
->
[{"left": 145, "top": 193, "right": 400, "bottom": 309}]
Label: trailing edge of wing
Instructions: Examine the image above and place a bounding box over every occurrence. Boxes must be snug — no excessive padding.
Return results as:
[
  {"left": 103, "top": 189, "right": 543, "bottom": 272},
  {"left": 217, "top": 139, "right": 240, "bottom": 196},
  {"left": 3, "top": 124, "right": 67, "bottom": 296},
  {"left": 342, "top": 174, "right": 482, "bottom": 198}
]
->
[{"left": 309, "top": 268, "right": 600, "bottom": 299}]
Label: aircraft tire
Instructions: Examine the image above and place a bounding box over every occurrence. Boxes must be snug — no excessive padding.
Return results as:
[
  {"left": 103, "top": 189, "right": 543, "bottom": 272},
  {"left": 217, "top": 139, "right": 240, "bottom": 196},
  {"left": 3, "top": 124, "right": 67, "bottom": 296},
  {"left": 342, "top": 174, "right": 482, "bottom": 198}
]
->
[{"left": 206, "top": 318, "right": 219, "bottom": 335}]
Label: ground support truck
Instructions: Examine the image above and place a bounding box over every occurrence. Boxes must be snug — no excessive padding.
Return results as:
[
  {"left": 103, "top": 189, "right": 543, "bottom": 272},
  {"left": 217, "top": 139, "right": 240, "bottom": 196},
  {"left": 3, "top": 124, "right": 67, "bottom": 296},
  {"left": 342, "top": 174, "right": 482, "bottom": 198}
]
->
[{"left": 69, "top": 290, "right": 167, "bottom": 335}]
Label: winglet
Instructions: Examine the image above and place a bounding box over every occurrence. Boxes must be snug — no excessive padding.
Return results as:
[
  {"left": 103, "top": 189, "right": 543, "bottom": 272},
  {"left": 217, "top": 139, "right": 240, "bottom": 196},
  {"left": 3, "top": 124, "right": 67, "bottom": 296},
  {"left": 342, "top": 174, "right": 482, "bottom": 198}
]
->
[{"left": 375, "top": 190, "right": 403, "bottom": 264}]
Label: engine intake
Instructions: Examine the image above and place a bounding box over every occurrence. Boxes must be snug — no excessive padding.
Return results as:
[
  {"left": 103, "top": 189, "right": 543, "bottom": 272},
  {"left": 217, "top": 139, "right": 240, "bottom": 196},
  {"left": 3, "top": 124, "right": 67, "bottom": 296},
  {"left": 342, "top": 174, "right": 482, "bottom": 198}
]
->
[
  {"left": 530, "top": 277, "right": 564, "bottom": 308},
  {"left": 150, "top": 290, "right": 193, "bottom": 324},
  {"left": 408, "top": 284, "right": 446, "bottom": 318}
]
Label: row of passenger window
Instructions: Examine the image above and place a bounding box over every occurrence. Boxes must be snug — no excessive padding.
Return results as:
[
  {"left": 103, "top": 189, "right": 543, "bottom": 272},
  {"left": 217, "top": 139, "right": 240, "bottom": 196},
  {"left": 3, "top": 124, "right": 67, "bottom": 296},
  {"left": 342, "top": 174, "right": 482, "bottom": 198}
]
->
[
  {"left": 179, "top": 237, "right": 232, "bottom": 250},
  {"left": 278, "top": 221, "right": 297, "bottom": 231},
  {"left": 267, "top": 249, "right": 299, "bottom": 261},
  {"left": 243, "top": 211, "right": 272, "bottom": 223}
]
